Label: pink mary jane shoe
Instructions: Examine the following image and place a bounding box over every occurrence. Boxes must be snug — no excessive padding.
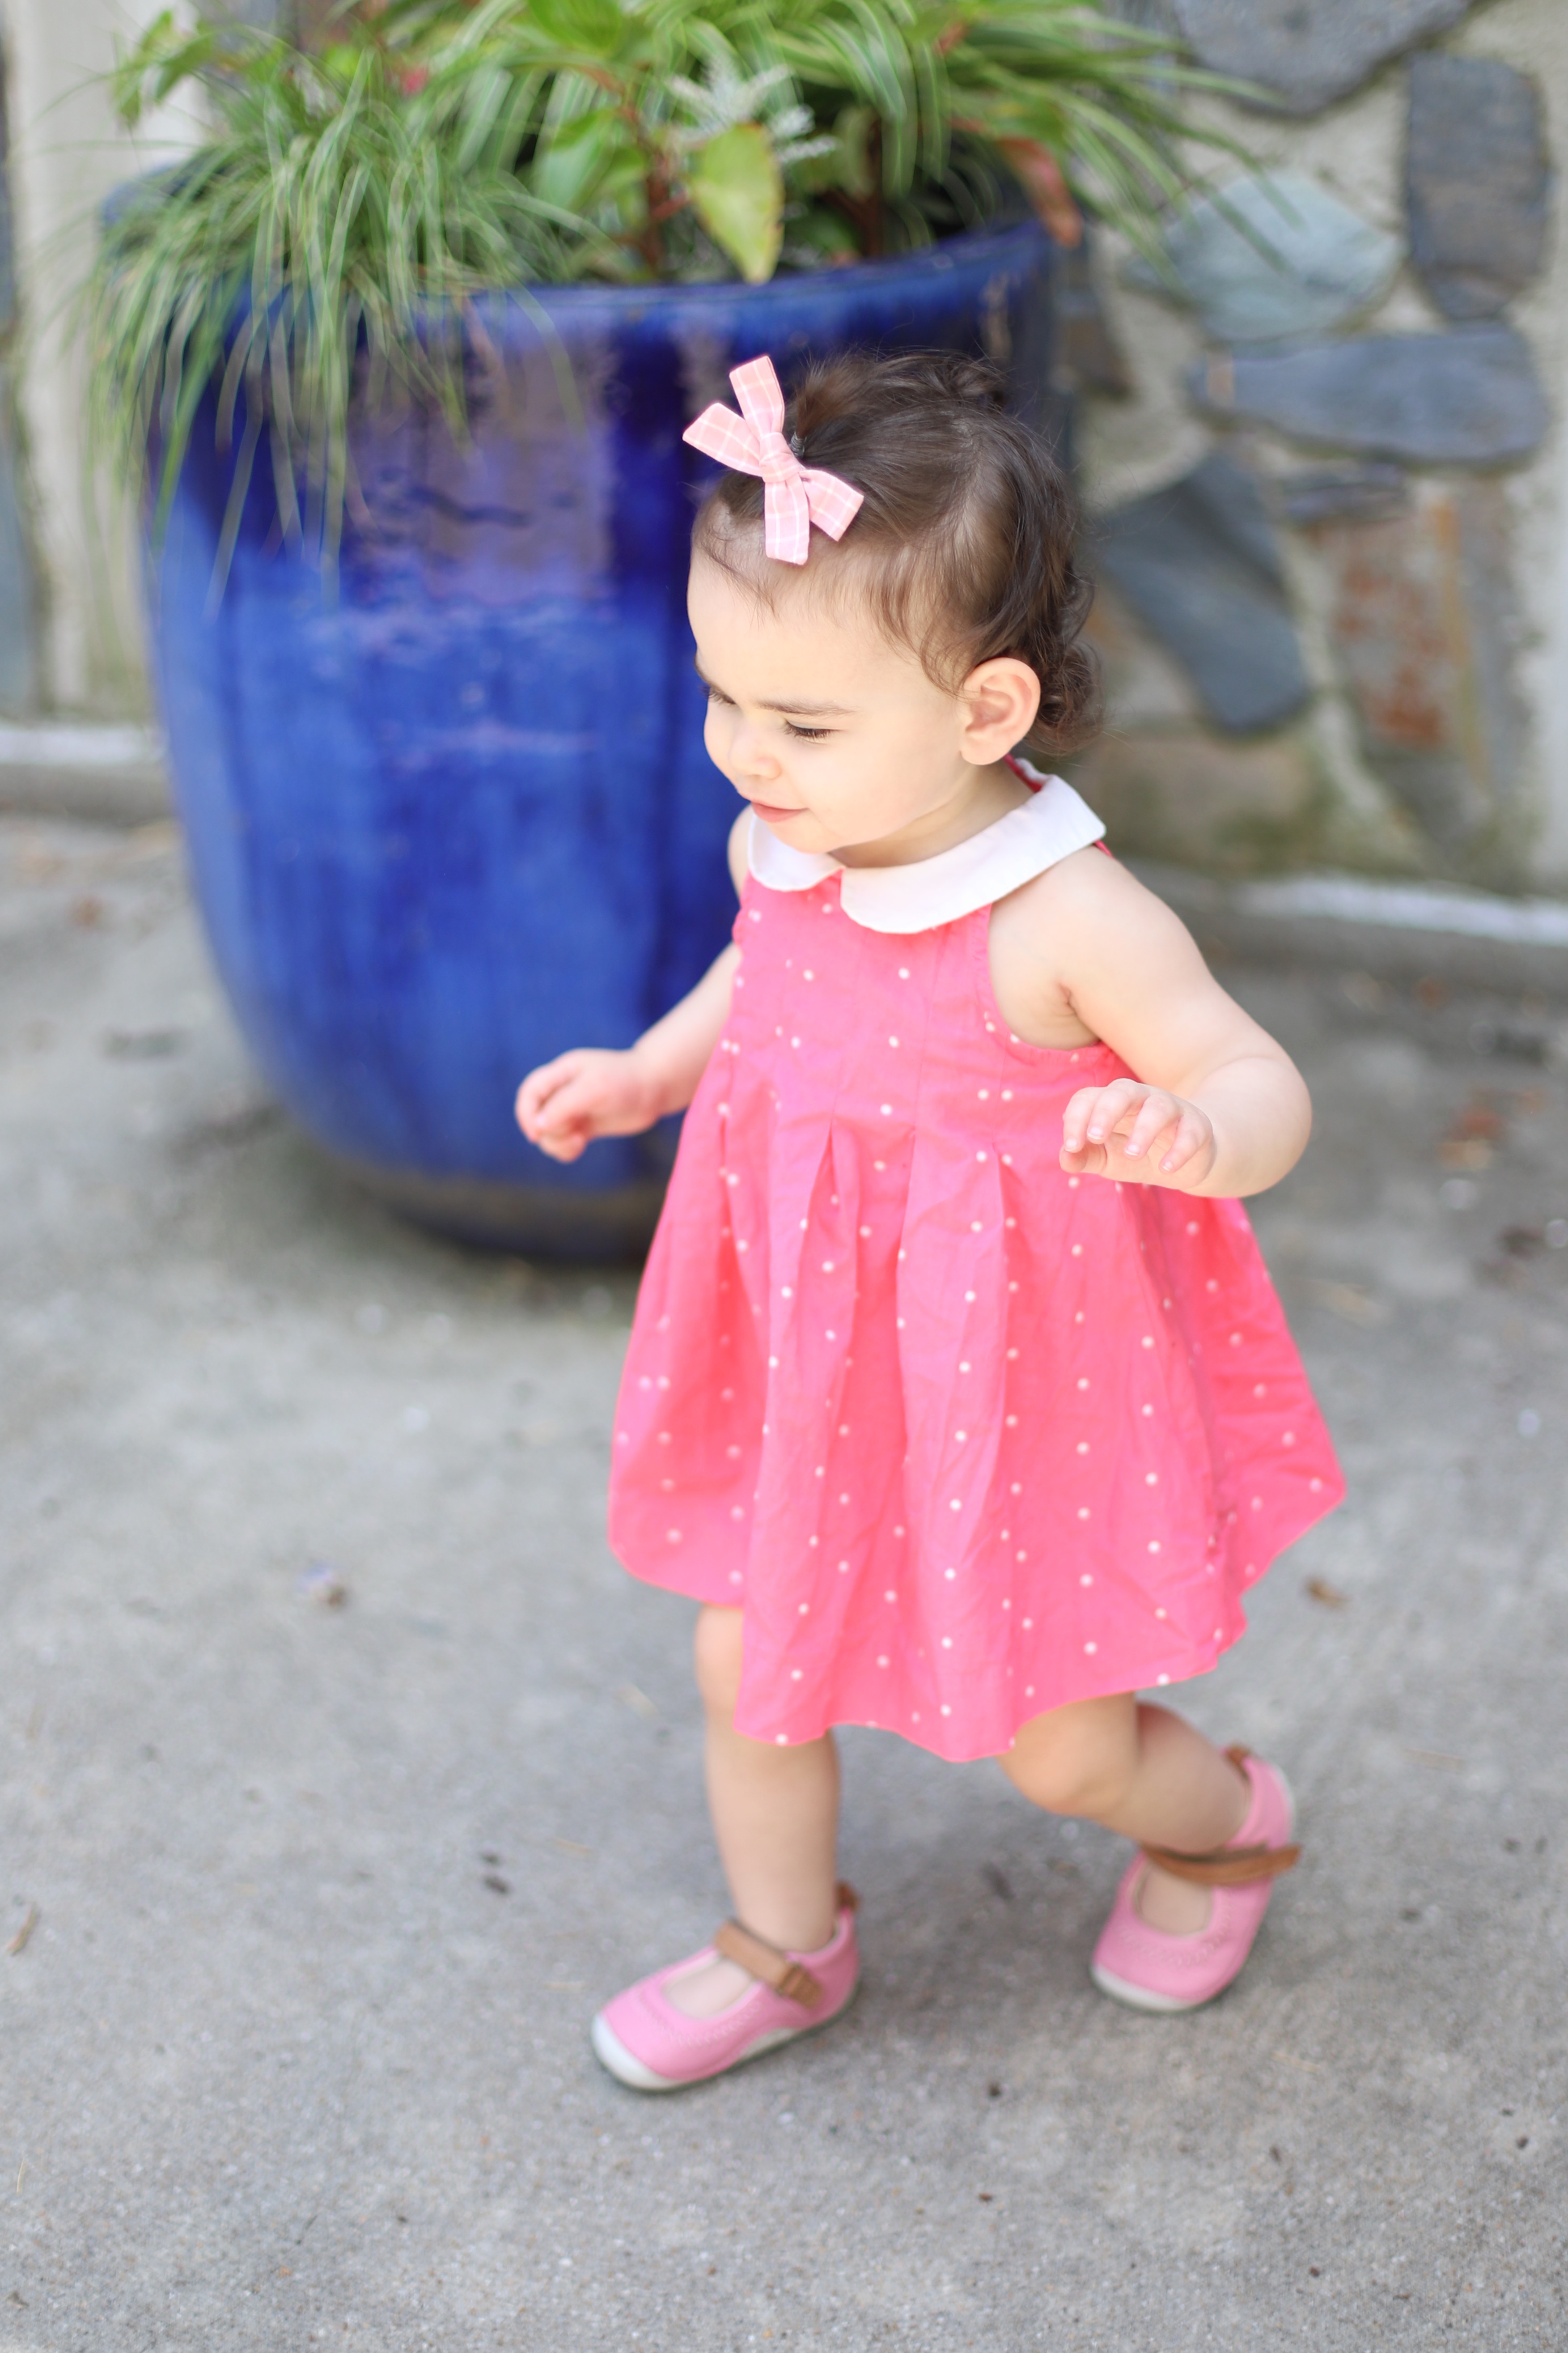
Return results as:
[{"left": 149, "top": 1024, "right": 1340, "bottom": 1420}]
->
[
  {"left": 591, "top": 1883, "right": 860, "bottom": 2092},
  {"left": 1090, "top": 1747, "right": 1299, "bottom": 2015}
]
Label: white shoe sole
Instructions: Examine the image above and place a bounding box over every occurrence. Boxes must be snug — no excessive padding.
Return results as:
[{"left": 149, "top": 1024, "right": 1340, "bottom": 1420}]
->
[
  {"left": 1089, "top": 1962, "right": 1208, "bottom": 2014},
  {"left": 1090, "top": 1764, "right": 1297, "bottom": 2016},
  {"left": 590, "top": 1976, "right": 859, "bottom": 2093}
]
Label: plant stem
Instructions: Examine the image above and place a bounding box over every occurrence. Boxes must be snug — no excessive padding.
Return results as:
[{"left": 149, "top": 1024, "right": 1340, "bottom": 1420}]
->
[{"left": 640, "top": 166, "right": 670, "bottom": 276}]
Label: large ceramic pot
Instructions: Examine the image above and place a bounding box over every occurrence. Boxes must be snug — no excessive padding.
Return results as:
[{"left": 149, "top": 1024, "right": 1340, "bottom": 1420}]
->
[{"left": 150, "top": 218, "right": 1055, "bottom": 1257}]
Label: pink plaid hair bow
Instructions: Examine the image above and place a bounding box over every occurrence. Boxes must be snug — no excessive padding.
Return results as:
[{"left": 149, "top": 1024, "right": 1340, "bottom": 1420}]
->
[{"left": 682, "top": 354, "right": 864, "bottom": 566}]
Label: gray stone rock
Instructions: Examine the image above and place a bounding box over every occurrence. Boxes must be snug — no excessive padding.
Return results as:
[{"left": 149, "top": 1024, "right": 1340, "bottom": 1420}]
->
[
  {"left": 1277, "top": 463, "right": 1409, "bottom": 526},
  {"left": 1108, "top": 0, "right": 1182, "bottom": 27},
  {"left": 1308, "top": 483, "right": 1523, "bottom": 856},
  {"left": 1191, "top": 326, "right": 1547, "bottom": 466},
  {"left": 1093, "top": 452, "right": 1311, "bottom": 734},
  {"left": 1173, "top": 0, "right": 1472, "bottom": 117},
  {"left": 1126, "top": 173, "right": 1401, "bottom": 347},
  {"left": 1407, "top": 53, "right": 1548, "bottom": 320}
]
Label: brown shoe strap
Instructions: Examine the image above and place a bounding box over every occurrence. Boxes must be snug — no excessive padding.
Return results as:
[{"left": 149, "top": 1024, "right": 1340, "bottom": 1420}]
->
[
  {"left": 712, "top": 1882, "right": 858, "bottom": 2011},
  {"left": 1140, "top": 1747, "right": 1300, "bottom": 1886},
  {"left": 1140, "top": 1839, "right": 1301, "bottom": 1886}
]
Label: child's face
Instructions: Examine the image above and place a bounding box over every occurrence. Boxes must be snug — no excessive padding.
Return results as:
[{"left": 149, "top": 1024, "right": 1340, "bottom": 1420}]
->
[{"left": 688, "top": 552, "right": 1019, "bottom": 862}]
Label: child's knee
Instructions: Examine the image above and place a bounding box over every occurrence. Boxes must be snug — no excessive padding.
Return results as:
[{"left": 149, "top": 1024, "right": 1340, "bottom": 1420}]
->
[
  {"left": 1000, "top": 1698, "right": 1134, "bottom": 1818},
  {"left": 694, "top": 1604, "right": 745, "bottom": 1717}
]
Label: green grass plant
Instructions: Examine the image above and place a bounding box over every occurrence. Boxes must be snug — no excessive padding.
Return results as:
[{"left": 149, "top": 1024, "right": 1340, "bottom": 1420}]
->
[{"left": 84, "top": 0, "right": 1244, "bottom": 581}]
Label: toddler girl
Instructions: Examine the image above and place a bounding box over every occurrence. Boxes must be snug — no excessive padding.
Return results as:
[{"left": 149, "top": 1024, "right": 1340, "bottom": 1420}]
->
[{"left": 516, "top": 350, "right": 1342, "bottom": 2090}]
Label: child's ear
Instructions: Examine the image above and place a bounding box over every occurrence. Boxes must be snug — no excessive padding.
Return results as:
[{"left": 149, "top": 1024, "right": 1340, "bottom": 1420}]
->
[{"left": 959, "top": 657, "right": 1042, "bottom": 763}]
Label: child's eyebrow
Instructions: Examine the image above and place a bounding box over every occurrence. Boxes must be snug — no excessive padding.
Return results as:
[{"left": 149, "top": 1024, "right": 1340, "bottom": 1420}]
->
[{"left": 693, "top": 657, "right": 852, "bottom": 719}]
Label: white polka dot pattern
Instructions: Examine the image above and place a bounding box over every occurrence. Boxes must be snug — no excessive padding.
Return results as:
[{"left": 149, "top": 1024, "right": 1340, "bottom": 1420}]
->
[{"left": 606, "top": 864, "right": 1345, "bottom": 1764}]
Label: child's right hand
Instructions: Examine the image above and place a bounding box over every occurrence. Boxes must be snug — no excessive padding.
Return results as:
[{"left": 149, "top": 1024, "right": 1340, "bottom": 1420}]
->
[
  {"left": 517, "top": 935, "right": 742, "bottom": 1163},
  {"left": 514, "top": 1049, "right": 664, "bottom": 1164}
]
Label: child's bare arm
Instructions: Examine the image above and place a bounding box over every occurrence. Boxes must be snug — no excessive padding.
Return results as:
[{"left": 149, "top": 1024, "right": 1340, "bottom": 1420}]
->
[
  {"left": 515, "top": 813, "right": 749, "bottom": 1164},
  {"left": 993, "top": 850, "right": 1311, "bottom": 1198}
]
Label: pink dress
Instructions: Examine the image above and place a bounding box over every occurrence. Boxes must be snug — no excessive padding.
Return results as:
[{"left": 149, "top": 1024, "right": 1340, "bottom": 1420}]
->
[{"left": 608, "top": 773, "right": 1343, "bottom": 1762}]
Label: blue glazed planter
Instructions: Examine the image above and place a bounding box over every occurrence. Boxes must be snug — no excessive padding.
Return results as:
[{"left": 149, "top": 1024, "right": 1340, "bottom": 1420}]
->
[{"left": 149, "top": 219, "right": 1055, "bottom": 1256}]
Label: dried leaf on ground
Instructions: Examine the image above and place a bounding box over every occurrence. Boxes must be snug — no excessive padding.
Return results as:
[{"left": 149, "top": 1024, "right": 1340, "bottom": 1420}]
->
[
  {"left": 1439, "top": 1093, "right": 1505, "bottom": 1169},
  {"left": 1313, "top": 1280, "right": 1384, "bottom": 1326},
  {"left": 6, "top": 1903, "right": 39, "bottom": 1955}
]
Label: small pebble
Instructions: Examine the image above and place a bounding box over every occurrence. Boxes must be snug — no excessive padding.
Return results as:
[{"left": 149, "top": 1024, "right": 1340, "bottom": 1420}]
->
[{"left": 297, "top": 1561, "right": 348, "bottom": 1608}]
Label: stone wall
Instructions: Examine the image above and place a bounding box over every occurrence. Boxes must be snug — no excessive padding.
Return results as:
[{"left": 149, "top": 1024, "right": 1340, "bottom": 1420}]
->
[
  {"left": 3, "top": 0, "right": 198, "bottom": 718},
  {"left": 1068, "top": 0, "right": 1568, "bottom": 892},
  {"left": 8, "top": 0, "right": 1567, "bottom": 871}
]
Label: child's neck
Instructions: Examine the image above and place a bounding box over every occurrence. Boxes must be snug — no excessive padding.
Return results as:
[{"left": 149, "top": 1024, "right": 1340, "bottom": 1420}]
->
[{"left": 830, "top": 757, "right": 1032, "bottom": 871}]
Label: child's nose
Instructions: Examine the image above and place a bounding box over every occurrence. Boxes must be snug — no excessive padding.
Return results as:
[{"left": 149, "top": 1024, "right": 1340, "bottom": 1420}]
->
[{"left": 731, "top": 721, "right": 780, "bottom": 779}]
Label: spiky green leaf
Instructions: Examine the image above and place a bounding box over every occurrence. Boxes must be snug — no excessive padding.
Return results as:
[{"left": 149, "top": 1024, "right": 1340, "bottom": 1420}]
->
[{"left": 83, "top": 0, "right": 1262, "bottom": 594}]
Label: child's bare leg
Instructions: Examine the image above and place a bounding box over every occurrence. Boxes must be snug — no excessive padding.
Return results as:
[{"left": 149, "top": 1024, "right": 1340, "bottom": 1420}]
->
[
  {"left": 665, "top": 1604, "right": 842, "bottom": 2019},
  {"left": 1002, "top": 1695, "right": 1249, "bottom": 1935}
]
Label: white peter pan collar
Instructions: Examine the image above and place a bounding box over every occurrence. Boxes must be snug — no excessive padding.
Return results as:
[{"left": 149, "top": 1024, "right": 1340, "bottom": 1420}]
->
[{"left": 746, "top": 760, "right": 1106, "bottom": 935}]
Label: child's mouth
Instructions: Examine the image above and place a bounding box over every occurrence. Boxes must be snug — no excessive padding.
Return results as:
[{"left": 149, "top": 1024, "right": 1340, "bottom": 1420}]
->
[{"left": 749, "top": 797, "right": 805, "bottom": 822}]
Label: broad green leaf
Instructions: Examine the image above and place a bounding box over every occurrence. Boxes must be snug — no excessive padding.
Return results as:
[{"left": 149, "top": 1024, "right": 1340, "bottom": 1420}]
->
[
  {"left": 687, "top": 122, "right": 783, "bottom": 284},
  {"left": 526, "top": 0, "right": 626, "bottom": 59},
  {"left": 530, "top": 105, "right": 632, "bottom": 212}
]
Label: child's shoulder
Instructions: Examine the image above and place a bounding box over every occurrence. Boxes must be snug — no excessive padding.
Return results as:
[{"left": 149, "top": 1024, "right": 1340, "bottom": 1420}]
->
[
  {"left": 988, "top": 841, "right": 1215, "bottom": 1049},
  {"left": 995, "top": 834, "right": 1194, "bottom": 956}
]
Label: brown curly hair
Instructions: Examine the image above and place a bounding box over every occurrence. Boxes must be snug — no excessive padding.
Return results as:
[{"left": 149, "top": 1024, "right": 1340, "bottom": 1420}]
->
[{"left": 692, "top": 350, "right": 1100, "bottom": 760}]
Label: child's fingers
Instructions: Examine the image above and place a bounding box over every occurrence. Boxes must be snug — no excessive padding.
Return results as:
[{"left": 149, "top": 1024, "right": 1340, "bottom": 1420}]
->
[
  {"left": 1061, "top": 1079, "right": 1135, "bottom": 1154},
  {"left": 1157, "top": 1103, "right": 1214, "bottom": 1174},
  {"left": 535, "top": 1076, "right": 605, "bottom": 1140},
  {"left": 1059, "top": 1088, "right": 1095, "bottom": 1156},
  {"left": 1119, "top": 1089, "right": 1183, "bottom": 1161},
  {"left": 516, "top": 1055, "right": 602, "bottom": 1148},
  {"left": 532, "top": 1125, "right": 589, "bottom": 1164},
  {"left": 1084, "top": 1078, "right": 1148, "bottom": 1144},
  {"left": 1059, "top": 1082, "right": 1214, "bottom": 1185},
  {"left": 515, "top": 1053, "right": 582, "bottom": 1133}
]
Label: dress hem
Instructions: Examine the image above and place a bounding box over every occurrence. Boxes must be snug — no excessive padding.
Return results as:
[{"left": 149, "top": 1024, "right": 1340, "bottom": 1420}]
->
[{"left": 611, "top": 1475, "right": 1343, "bottom": 1763}]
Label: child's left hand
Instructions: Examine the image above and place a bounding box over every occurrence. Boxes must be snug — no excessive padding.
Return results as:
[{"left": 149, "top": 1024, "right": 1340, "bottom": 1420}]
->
[{"left": 1060, "top": 1079, "right": 1217, "bottom": 1188}]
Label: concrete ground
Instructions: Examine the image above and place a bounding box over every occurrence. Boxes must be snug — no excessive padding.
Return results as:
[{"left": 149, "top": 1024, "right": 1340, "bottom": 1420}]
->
[{"left": 2, "top": 811, "right": 1567, "bottom": 2353}]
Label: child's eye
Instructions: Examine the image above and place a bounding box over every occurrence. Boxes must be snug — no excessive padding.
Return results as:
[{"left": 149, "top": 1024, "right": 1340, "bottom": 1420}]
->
[
  {"left": 785, "top": 722, "right": 831, "bottom": 742},
  {"left": 704, "top": 683, "right": 733, "bottom": 707}
]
